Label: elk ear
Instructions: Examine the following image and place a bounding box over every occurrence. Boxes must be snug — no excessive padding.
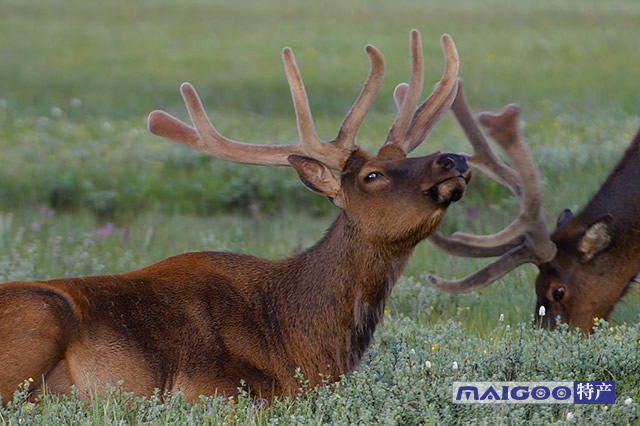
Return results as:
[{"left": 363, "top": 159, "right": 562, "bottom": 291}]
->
[
  {"left": 577, "top": 214, "right": 612, "bottom": 263},
  {"left": 556, "top": 208, "right": 573, "bottom": 229},
  {"left": 288, "top": 155, "right": 345, "bottom": 208}
]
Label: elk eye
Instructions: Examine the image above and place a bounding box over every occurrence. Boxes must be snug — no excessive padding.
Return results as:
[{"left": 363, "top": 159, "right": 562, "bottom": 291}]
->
[
  {"left": 364, "top": 171, "right": 379, "bottom": 182},
  {"left": 553, "top": 287, "right": 565, "bottom": 301}
]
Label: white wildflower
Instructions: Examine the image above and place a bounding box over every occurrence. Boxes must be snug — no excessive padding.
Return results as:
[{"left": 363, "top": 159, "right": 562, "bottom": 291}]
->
[
  {"left": 409, "top": 348, "right": 416, "bottom": 356},
  {"left": 71, "top": 98, "right": 82, "bottom": 108},
  {"left": 499, "top": 313, "right": 504, "bottom": 322},
  {"left": 566, "top": 412, "right": 574, "bottom": 421},
  {"left": 425, "top": 361, "right": 432, "bottom": 369},
  {"left": 452, "top": 361, "right": 458, "bottom": 371},
  {"left": 505, "top": 325, "right": 511, "bottom": 331},
  {"left": 51, "top": 106, "right": 63, "bottom": 117},
  {"left": 625, "top": 397, "right": 633, "bottom": 405},
  {"left": 538, "top": 305, "right": 546, "bottom": 317},
  {"left": 102, "top": 121, "right": 112, "bottom": 131}
]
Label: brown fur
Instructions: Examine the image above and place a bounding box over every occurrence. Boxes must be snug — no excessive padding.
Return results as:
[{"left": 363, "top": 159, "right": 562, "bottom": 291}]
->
[
  {"left": 535, "top": 128, "right": 640, "bottom": 331},
  {"left": 0, "top": 149, "right": 469, "bottom": 402}
]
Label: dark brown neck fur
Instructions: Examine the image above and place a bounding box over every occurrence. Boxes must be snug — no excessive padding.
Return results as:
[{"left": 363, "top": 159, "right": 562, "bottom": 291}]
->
[
  {"left": 576, "top": 128, "right": 640, "bottom": 231},
  {"left": 267, "top": 212, "right": 414, "bottom": 384}
]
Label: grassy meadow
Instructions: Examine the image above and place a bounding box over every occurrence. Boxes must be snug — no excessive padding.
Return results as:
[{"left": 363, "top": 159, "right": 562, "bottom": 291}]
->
[{"left": 1, "top": 0, "right": 639, "bottom": 423}]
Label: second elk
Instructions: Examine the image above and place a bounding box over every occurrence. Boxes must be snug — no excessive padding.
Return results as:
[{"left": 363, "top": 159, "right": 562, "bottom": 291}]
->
[{"left": 428, "top": 79, "right": 640, "bottom": 331}]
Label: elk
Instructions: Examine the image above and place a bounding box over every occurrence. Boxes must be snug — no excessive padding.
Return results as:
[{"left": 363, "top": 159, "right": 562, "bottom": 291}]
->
[
  {"left": 0, "top": 31, "right": 471, "bottom": 402},
  {"left": 425, "top": 78, "right": 640, "bottom": 332}
]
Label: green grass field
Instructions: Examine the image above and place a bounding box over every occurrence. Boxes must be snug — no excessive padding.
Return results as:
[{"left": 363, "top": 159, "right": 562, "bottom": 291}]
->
[{"left": 1, "top": 0, "right": 639, "bottom": 423}]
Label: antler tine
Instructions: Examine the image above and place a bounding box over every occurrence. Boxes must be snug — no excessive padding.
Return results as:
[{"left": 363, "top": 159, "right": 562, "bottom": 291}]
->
[
  {"left": 450, "top": 80, "right": 522, "bottom": 197},
  {"left": 147, "top": 110, "right": 200, "bottom": 147},
  {"left": 428, "top": 232, "right": 524, "bottom": 258},
  {"left": 383, "top": 29, "right": 424, "bottom": 148},
  {"left": 403, "top": 34, "right": 460, "bottom": 153},
  {"left": 334, "top": 45, "right": 385, "bottom": 149},
  {"left": 452, "top": 104, "right": 554, "bottom": 256},
  {"left": 428, "top": 238, "right": 540, "bottom": 293},
  {"left": 281, "top": 47, "right": 324, "bottom": 150},
  {"left": 393, "top": 83, "right": 410, "bottom": 111}
]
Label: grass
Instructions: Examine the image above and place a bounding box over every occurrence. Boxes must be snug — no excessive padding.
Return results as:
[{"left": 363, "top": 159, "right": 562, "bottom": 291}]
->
[{"left": 0, "top": 0, "right": 639, "bottom": 423}]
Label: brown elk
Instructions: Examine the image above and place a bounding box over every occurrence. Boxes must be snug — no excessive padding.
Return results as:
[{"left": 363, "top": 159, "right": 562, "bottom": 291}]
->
[
  {"left": 0, "top": 31, "right": 471, "bottom": 402},
  {"left": 426, "top": 79, "right": 640, "bottom": 332}
]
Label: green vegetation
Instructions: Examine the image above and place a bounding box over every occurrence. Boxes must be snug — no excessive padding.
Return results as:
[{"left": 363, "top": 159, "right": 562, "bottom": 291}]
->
[
  {"left": 1, "top": 318, "right": 638, "bottom": 424},
  {"left": 0, "top": 0, "right": 638, "bottom": 423}
]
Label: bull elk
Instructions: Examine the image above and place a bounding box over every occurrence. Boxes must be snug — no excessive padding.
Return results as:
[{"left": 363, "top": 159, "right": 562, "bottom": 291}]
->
[
  {"left": 0, "top": 31, "right": 471, "bottom": 402},
  {"left": 427, "top": 79, "right": 640, "bottom": 331}
]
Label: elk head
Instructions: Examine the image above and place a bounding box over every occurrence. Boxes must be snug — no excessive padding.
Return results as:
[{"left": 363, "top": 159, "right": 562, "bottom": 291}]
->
[
  {"left": 534, "top": 211, "right": 619, "bottom": 330},
  {"left": 148, "top": 31, "right": 470, "bottom": 248},
  {"left": 427, "top": 78, "right": 640, "bottom": 332},
  {"left": 534, "top": 129, "right": 640, "bottom": 330}
]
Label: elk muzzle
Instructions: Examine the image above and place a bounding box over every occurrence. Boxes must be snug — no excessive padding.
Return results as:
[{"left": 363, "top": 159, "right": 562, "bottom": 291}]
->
[{"left": 429, "top": 153, "right": 471, "bottom": 205}]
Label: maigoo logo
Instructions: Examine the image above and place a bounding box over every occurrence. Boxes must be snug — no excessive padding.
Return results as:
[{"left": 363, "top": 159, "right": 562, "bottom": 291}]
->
[{"left": 453, "top": 381, "right": 615, "bottom": 404}]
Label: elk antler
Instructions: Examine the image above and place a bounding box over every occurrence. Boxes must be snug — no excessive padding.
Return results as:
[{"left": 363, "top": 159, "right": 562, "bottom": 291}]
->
[
  {"left": 379, "top": 31, "right": 460, "bottom": 157},
  {"left": 428, "top": 81, "right": 556, "bottom": 293},
  {"left": 148, "top": 44, "right": 385, "bottom": 170}
]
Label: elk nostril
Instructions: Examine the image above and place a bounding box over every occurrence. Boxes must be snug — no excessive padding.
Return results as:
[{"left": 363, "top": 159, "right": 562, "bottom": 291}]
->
[{"left": 438, "top": 155, "right": 455, "bottom": 170}]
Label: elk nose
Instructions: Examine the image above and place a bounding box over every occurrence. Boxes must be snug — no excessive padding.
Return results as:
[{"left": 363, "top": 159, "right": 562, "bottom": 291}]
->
[{"left": 438, "top": 154, "right": 470, "bottom": 180}]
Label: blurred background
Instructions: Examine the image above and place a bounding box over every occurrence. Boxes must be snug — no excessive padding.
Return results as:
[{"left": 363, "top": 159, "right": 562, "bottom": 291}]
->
[{"left": 1, "top": 0, "right": 639, "bottom": 332}]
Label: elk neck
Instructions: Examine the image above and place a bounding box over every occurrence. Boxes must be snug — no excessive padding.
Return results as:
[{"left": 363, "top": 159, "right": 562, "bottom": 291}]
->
[
  {"left": 272, "top": 211, "right": 416, "bottom": 379},
  {"left": 577, "top": 128, "right": 640, "bottom": 231}
]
